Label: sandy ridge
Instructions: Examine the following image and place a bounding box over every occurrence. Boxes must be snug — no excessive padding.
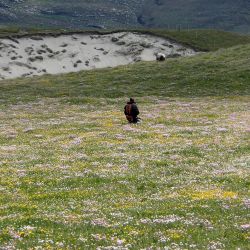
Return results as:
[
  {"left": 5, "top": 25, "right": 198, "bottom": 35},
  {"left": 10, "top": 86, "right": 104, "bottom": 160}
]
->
[{"left": 0, "top": 32, "right": 197, "bottom": 80}]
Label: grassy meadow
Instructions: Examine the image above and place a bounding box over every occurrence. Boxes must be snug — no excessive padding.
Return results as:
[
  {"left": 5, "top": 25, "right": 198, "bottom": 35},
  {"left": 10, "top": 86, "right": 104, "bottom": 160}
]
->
[{"left": 0, "top": 32, "right": 249, "bottom": 249}]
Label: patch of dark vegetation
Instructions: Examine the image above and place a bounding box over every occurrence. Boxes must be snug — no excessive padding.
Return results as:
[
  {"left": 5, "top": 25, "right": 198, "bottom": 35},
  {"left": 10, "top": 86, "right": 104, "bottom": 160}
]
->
[
  {"left": 140, "top": 42, "right": 152, "bottom": 48},
  {"left": 25, "top": 47, "right": 34, "bottom": 55},
  {"left": 93, "top": 55, "right": 100, "bottom": 62},
  {"left": 94, "top": 47, "right": 104, "bottom": 51},
  {"left": 28, "top": 56, "right": 43, "bottom": 62},
  {"left": 9, "top": 44, "right": 17, "bottom": 49},
  {"left": 60, "top": 43, "right": 68, "bottom": 47},
  {"left": 116, "top": 41, "right": 126, "bottom": 46},
  {"left": 69, "top": 52, "right": 78, "bottom": 58},
  {"left": 7, "top": 36, "right": 19, "bottom": 44},
  {"left": 21, "top": 72, "right": 32, "bottom": 77},
  {"left": 2, "top": 66, "right": 9, "bottom": 71},
  {"left": 162, "top": 43, "right": 173, "bottom": 48},
  {"left": 111, "top": 37, "right": 119, "bottom": 42},
  {"left": 46, "top": 48, "right": 53, "bottom": 53},
  {"left": 30, "top": 36, "right": 43, "bottom": 41},
  {"left": 10, "top": 61, "right": 35, "bottom": 70},
  {"left": 134, "top": 57, "right": 142, "bottom": 62},
  {"left": 37, "top": 49, "right": 47, "bottom": 54},
  {"left": 166, "top": 53, "right": 181, "bottom": 58}
]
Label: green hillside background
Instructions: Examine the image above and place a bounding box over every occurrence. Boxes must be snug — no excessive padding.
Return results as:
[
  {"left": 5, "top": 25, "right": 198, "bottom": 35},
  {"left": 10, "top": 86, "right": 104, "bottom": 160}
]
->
[
  {"left": 0, "top": 29, "right": 249, "bottom": 249},
  {"left": 1, "top": 0, "right": 250, "bottom": 32}
]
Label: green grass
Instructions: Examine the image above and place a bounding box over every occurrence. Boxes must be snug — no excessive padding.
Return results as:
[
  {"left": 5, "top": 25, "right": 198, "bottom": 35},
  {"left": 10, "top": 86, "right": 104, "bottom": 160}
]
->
[
  {"left": 0, "top": 35, "right": 249, "bottom": 249},
  {"left": 151, "top": 29, "right": 250, "bottom": 51},
  {"left": 0, "top": 40, "right": 250, "bottom": 104}
]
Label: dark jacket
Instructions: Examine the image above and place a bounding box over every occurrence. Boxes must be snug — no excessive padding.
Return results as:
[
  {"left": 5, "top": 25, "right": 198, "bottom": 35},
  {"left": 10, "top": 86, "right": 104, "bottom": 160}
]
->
[{"left": 124, "top": 102, "right": 140, "bottom": 117}]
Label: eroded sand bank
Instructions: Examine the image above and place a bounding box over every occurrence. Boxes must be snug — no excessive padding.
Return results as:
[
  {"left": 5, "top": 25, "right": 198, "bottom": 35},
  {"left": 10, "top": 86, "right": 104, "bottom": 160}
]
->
[{"left": 0, "top": 32, "right": 197, "bottom": 80}]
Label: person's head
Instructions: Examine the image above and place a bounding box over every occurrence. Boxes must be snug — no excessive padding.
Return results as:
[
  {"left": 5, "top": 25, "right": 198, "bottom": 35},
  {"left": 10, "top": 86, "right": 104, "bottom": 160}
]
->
[{"left": 130, "top": 98, "right": 135, "bottom": 103}]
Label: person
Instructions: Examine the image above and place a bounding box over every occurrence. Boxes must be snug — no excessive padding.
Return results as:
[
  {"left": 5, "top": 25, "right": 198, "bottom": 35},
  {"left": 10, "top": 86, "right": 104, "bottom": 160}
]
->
[{"left": 124, "top": 98, "right": 140, "bottom": 123}]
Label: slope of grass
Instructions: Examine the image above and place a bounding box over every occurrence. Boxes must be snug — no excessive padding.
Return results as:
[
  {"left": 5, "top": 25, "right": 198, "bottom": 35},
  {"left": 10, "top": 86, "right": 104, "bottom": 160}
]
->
[
  {"left": 0, "top": 42, "right": 249, "bottom": 249},
  {"left": 152, "top": 29, "right": 250, "bottom": 51},
  {"left": 0, "top": 42, "right": 249, "bottom": 104}
]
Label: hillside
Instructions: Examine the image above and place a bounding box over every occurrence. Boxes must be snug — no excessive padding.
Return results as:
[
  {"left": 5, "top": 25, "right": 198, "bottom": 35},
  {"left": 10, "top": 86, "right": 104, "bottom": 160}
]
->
[
  {"left": 1, "top": 0, "right": 250, "bottom": 32},
  {"left": 0, "top": 0, "right": 142, "bottom": 29},
  {"left": 0, "top": 29, "right": 250, "bottom": 248},
  {"left": 0, "top": 31, "right": 196, "bottom": 80},
  {"left": 0, "top": 41, "right": 249, "bottom": 249},
  {"left": 152, "top": 29, "right": 250, "bottom": 51},
  {"left": 1, "top": 40, "right": 250, "bottom": 101},
  {"left": 141, "top": 0, "right": 250, "bottom": 33},
  {"left": 2, "top": 28, "right": 250, "bottom": 81}
]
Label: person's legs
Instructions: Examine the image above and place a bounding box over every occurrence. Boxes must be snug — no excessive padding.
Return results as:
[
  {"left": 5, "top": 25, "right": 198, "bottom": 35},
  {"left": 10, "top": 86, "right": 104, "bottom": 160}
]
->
[
  {"left": 126, "top": 115, "right": 133, "bottom": 123},
  {"left": 132, "top": 116, "right": 138, "bottom": 123}
]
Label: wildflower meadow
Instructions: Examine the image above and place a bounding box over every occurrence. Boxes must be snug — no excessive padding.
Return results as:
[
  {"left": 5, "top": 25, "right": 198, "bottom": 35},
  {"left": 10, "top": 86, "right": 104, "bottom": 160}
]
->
[{"left": 0, "top": 38, "right": 249, "bottom": 249}]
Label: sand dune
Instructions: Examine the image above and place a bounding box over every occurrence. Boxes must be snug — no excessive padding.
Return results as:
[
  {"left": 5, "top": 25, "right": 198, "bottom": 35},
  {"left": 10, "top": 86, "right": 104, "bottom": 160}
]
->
[{"left": 0, "top": 32, "right": 197, "bottom": 80}]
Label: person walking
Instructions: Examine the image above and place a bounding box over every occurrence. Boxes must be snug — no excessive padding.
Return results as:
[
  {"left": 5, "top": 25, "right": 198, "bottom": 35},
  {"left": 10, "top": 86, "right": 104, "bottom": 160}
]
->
[{"left": 124, "top": 98, "right": 140, "bottom": 123}]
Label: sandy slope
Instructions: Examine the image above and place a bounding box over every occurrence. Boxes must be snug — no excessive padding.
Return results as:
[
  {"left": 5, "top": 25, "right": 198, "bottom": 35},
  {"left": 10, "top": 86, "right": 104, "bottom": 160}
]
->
[{"left": 0, "top": 32, "right": 197, "bottom": 80}]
